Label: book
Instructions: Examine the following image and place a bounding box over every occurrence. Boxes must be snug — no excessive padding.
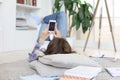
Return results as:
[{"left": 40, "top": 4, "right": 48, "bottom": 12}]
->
[
  {"left": 16, "top": 26, "right": 36, "bottom": 30},
  {"left": 16, "top": 26, "right": 28, "bottom": 30},
  {"left": 106, "top": 67, "right": 120, "bottom": 77},
  {"left": 60, "top": 75, "right": 89, "bottom": 80},
  {"left": 16, "top": 18, "right": 27, "bottom": 27},
  {"left": 17, "top": 0, "right": 24, "bottom": 4},
  {"left": 26, "top": 0, "right": 32, "bottom": 6},
  {"left": 32, "top": 0, "right": 37, "bottom": 6},
  {"left": 63, "top": 66, "right": 102, "bottom": 79}
]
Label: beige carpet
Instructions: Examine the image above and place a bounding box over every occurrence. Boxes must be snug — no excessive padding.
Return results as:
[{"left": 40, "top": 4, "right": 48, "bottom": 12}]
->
[
  {"left": 0, "top": 60, "right": 36, "bottom": 80},
  {"left": 0, "top": 58, "right": 120, "bottom": 80}
]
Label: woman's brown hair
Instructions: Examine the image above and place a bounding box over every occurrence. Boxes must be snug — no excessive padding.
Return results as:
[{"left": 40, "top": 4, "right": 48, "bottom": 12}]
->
[{"left": 44, "top": 37, "right": 75, "bottom": 55}]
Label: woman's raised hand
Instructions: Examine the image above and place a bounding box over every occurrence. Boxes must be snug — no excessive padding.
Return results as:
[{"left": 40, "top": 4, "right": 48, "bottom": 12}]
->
[{"left": 54, "top": 27, "right": 61, "bottom": 38}]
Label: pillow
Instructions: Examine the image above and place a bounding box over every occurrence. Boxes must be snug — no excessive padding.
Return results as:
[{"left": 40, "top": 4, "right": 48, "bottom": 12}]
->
[
  {"left": 38, "top": 54, "right": 101, "bottom": 68},
  {"left": 29, "top": 61, "right": 67, "bottom": 77}
]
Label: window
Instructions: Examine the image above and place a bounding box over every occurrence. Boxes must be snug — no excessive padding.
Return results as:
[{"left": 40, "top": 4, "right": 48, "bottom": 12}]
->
[{"left": 76, "top": 0, "right": 120, "bottom": 50}]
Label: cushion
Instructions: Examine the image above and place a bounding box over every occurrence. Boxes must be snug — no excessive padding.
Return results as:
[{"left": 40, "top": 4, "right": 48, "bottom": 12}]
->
[
  {"left": 29, "top": 61, "right": 67, "bottom": 77},
  {"left": 38, "top": 54, "right": 101, "bottom": 68}
]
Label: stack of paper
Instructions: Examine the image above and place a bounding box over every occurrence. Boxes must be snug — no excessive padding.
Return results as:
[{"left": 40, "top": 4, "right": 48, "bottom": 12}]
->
[
  {"left": 20, "top": 74, "right": 59, "bottom": 80},
  {"left": 106, "top": 67, "right": 120, "bottom": 77},
  {"left": 60, "top": 75, "right": 89, "bottom": 80},
  {"left": 63, "top": 66, "right": 102, "bottom": 79}
]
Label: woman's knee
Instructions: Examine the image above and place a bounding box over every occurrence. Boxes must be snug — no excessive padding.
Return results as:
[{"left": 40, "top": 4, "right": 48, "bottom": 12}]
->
[{"left": 57, "top": 11, "right": 67, "bottom": 18}]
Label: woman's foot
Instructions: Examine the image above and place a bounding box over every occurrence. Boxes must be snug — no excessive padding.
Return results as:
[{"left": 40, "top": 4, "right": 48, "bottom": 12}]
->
[{"left": 30, "top": 13, "right": 43, "bottom": 25}]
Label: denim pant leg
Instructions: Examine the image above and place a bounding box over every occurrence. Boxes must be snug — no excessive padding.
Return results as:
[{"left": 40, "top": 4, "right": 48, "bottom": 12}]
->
[
  {"left": 56, "top": 12, "right": 68, "bottom": 38},
  {"left": 43, "top": 11, "right": 68, "bottom": 38}
]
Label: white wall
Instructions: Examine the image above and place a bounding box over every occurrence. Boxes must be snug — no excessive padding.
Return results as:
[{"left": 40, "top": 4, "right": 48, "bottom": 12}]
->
[
  {"left": 0, "top": 0, "right": 16, "bottom": 52},
  {"left": 0, "top": 0, "right": 53, "bottom": 52},
  {"left": 36, "top": 0, "right": 53, "bottom": 17},
  {"left": 0, "top": 3, "right": 3, "bottom": 52}
]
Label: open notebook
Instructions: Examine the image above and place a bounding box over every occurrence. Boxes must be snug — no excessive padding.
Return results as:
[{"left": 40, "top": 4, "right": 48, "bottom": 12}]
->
[
  {"left": 105, "top": 67, "right": 120, "bottom": 77},
  {"left": 63, "top": 66, "right": 102, "bottom": 79}
]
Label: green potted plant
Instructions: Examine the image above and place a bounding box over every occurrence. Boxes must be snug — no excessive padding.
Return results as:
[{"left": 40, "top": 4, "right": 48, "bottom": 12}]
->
[{"left": 53, "top": 0, "right": 93, "bottom": 37}]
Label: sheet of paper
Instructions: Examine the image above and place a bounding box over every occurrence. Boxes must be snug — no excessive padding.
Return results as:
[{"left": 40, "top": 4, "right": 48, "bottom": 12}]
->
[
  {"left": 20, "top": 74, "right": 59, "bottom": 80},
  {"left": 106, "top": 67, "right": 120, "bottom": 77},
  {"left": 89, "top": 50, "right": 104, "bottom": 58},
  {"left": 64, "top": 66, "right": 102, "bottom": 79}
]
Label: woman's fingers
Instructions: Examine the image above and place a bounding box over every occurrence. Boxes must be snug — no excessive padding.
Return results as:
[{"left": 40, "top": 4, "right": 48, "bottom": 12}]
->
[{"left": 54, "top": 26, "right": 61, "bottom": 38}]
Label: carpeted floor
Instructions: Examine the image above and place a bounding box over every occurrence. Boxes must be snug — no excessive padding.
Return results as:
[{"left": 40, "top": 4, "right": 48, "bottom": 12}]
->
[
  {"left": 0, "top": 60, "right": 36, "bottom": 80},
  {"left": 0, "top": 58, "right": 120, "bottom": 80}
]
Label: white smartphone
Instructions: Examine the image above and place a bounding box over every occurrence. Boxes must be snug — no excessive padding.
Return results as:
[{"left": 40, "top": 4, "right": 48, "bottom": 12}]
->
[{"left": 49, "top": 20, "right": 56, "bottom": 32}]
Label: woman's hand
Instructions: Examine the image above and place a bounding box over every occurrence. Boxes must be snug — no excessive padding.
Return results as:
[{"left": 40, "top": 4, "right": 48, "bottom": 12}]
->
[
  {"left": 54, "top": 27, "right": 61, "bottom": 38},
  {"left": 39, "top": 25, "right": 61, "bottom": 44}
]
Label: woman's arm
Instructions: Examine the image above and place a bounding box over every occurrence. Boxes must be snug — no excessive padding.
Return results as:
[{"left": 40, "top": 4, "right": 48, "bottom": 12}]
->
[
  {"left": 29, "top": 26, "right": 49, "bottom": 62},
  {"left": 39, "top": 26, "right": 49, "bottom": 44}
]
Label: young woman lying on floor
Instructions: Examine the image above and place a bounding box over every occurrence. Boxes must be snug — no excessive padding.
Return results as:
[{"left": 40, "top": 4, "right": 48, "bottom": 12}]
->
[{"left": 29, "top": 12, "right": 75, "bottom": 61}]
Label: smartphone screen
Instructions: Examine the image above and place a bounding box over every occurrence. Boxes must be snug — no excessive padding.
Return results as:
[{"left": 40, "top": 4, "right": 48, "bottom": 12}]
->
[{"left": 49, "top": 22, "right": 55, "bottom": 31}]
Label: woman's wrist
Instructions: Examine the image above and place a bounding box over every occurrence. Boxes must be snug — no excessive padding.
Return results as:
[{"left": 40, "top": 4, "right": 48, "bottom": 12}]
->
[{"left": 39, "top": 38, "right": 45, "bottom": 44}]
